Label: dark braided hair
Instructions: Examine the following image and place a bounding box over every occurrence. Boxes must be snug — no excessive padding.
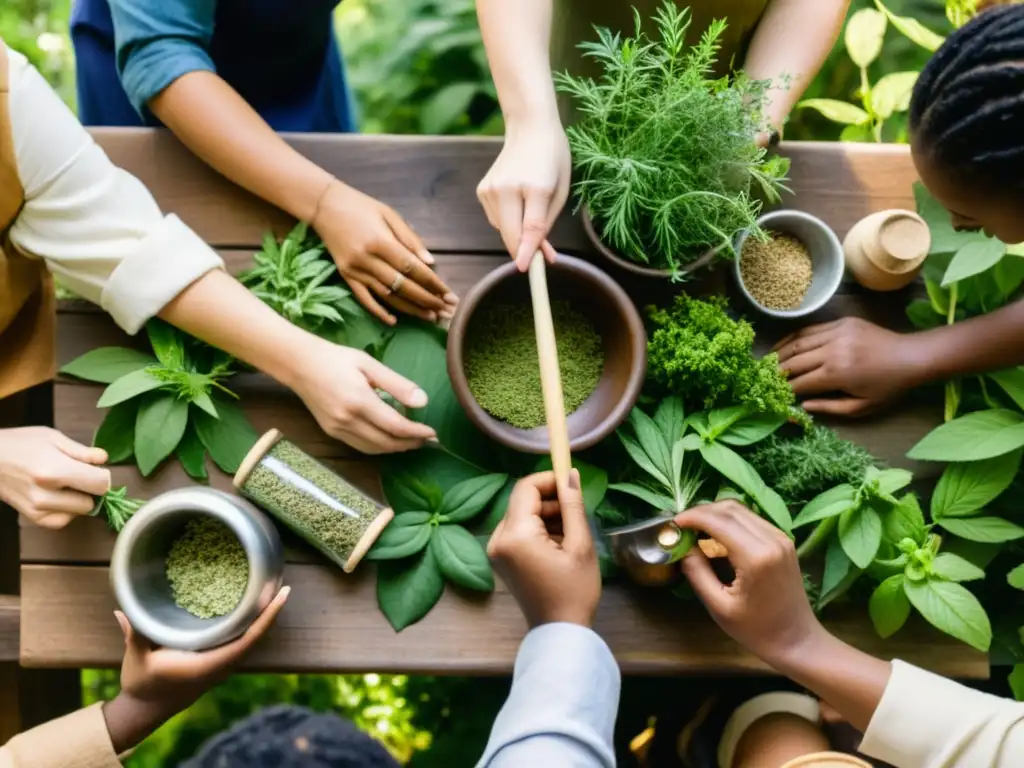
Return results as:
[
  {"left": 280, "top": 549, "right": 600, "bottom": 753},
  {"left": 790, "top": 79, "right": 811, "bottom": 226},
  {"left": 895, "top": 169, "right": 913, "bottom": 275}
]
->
[
  {"left": 909, "top": 4, "right": 1024, "bottom": 198},
  {"left": 181, "top": 705, "right": 402, "bottom": 768}
]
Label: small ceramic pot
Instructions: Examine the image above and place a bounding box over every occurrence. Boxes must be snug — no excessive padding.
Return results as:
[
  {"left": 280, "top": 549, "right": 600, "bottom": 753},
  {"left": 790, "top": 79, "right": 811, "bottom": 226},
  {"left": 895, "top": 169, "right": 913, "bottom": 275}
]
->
[
  {"left": 110, "top": 487, "right": 284, "bottom": 652},
  {"left": 234, "top": 430, "right": 393, "bottom": 573},
  {"left": 733, "top": 210, "right": 845, "bottom": 319},
  {"left": 604, "top": 517, "right": 694, "bottom": 587},
  {"left": 843, "top": 209, "right": 930, "bottom": 291},
  {"left": 581, "top": 205, "right": 723, "bottom": 279},
  {"left": 446, "top": 254, "right": 647, "bottom": 454}
]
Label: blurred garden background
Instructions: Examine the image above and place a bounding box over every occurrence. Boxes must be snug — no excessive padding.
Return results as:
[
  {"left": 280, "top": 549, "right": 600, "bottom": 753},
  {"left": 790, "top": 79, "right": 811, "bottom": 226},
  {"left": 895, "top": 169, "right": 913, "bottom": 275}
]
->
[{"left": 0, "top": 0, "right": 1000, "bottom": 764}]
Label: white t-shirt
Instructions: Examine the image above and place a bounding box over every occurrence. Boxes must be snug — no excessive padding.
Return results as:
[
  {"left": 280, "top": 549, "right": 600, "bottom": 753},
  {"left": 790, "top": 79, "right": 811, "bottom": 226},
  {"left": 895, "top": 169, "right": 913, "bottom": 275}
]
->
[{"left": 5, "top": 45, "right": 223, "bottom": 334}]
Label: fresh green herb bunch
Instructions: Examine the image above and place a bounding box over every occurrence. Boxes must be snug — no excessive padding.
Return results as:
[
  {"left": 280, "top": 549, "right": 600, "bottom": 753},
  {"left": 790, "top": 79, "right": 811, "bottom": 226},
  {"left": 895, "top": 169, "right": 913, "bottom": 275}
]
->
[
  {"left": 646, "top": 294, "right": 794, "bottom": 417},
  {"left": 747, "top": 425, "right": 881, "bottom": 507},
  {"left": 92, "top": 486, "right": 145, "bottom": 533},
  {"left": 241, "top": 222, "right": 358, "bottom": 336},
  {"left": 60, "top": 320, "right": 258, "bottom": 479},
  {"left": 556, "top": 1, "right": 789, "bottom": 278}
]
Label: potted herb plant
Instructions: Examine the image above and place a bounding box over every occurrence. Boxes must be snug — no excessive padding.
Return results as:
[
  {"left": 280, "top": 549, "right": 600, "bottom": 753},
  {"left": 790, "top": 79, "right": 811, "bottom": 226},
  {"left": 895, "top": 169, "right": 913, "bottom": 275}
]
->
[{"left": 557, "top": 2, "right": 789, "bottom": 281}]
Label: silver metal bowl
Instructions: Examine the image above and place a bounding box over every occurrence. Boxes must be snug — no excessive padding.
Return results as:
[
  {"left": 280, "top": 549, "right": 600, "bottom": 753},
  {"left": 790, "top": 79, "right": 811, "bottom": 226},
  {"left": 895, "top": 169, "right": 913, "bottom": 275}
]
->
[
  {"left": 733, "top": 209, "right": 845, "bottom": 319},
  {"left": 110, "top": 487, "right": 284, "bottom": 651}
]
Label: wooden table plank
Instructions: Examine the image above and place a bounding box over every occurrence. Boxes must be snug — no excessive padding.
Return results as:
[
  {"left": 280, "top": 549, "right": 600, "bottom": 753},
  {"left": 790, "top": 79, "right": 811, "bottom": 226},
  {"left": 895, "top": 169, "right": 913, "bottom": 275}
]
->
[
  {"left": 0, "top": 597, "right": 18, "bottom": 663},
  {"left": 20, "top": 565, "right": 987, "bottom": 678}
]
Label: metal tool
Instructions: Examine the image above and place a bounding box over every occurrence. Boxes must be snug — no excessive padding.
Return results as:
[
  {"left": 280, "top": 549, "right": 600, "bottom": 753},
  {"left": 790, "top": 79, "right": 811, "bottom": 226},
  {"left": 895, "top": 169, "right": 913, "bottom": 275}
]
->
[{"left": 604, "top": 516, "right": 695, "bottom": 587}]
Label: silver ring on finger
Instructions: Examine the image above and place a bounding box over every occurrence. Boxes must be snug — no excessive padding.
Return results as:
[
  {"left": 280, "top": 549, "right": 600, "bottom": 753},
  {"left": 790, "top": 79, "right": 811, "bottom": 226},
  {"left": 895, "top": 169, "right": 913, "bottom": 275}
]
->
[{"left": 389, "top": 272, "right": 406, "bottom": 295}]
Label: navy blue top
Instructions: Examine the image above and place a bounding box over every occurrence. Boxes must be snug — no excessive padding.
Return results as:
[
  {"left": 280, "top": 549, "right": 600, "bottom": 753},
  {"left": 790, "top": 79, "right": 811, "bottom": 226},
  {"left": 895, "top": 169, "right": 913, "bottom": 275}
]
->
[{"left": 70, "top": 0, "right": 357, "bottom": 133}]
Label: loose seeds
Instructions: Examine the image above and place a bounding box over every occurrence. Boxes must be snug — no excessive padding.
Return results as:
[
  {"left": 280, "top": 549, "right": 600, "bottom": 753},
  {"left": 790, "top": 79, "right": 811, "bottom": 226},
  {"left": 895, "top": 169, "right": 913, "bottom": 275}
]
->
[
  {"left": 166, "top": 518, "right": 249, "bottom": 619},
  {"left": 464, "top": 301, "right": 604, "bottom": 429},
  {"left": 740, "top": 231, "right": 813, "bottom": 310}
]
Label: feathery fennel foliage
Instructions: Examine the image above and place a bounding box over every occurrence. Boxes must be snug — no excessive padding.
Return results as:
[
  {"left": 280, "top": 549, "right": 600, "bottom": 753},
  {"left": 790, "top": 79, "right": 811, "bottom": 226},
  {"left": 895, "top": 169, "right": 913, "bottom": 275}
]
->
[{"left": 556, "top": 2, "right": 789, "bottom": 279}]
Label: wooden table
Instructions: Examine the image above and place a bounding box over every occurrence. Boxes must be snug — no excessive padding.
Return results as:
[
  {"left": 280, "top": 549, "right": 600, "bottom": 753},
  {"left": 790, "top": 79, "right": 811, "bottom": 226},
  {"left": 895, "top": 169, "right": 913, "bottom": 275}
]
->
[{"left": 17, "top": 133, "right": 988, "bottom": 679}]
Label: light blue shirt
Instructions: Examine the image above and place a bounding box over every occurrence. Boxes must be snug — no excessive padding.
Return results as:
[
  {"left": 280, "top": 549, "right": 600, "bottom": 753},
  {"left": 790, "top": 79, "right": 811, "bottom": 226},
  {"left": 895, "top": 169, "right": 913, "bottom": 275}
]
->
[{"left": 477, "top": 623, "right": 621, "bottom": 767}]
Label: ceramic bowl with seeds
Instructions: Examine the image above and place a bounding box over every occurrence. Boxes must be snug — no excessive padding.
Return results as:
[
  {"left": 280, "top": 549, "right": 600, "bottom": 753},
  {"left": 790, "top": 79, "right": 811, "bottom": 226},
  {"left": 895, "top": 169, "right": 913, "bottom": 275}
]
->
[{"left": 733, "top": 210, "right": 844, "bottom": 319}]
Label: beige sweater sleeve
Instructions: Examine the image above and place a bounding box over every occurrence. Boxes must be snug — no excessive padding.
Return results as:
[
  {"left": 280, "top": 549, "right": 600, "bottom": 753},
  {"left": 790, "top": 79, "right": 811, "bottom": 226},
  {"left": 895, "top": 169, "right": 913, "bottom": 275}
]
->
[
  {"left": 860, "top": 660, "right": 1024, "bottom": 767},
  {"left": 0, "top": 702, "right": 121, "bottom": 768}
]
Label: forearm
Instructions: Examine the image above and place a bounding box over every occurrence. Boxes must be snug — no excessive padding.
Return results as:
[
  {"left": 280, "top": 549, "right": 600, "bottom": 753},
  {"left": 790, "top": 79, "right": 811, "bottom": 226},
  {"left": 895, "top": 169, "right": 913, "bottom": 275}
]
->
[
  {"left": 158, "top": 269, "right": 317, "bottom": 390},
  {"left": 477, "top": 0, "right": 559, "bottom": 129},
  {"left": 743, "top": 0, "right": 851, "bottom": 131},
  {"left": 768, "top": 629, "right": 891, "bottom": 732},
  {"left": 102, "top": 693, "right": 186, "bottom": 755},
  {"left": 906, "top": 300, "right": 1024, "bottom": 385},
  {"left": 149, "top": 72, "right": 333, "bottom": 223}
]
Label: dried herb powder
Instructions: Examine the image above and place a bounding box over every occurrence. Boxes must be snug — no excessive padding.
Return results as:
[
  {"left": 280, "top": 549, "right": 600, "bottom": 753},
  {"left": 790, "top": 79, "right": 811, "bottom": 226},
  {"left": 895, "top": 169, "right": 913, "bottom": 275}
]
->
[
  {"left": 740, "top": 232, "right": 813, "bottom": 310},
  {"left": 165, "top": 518, "right": 249, "bottom": 619},
  {"left": 464, "top": 302, "right": 603, "bottom": 429},
  {"left": 241, "top": 438, "right": 382, "bottom": 570}
]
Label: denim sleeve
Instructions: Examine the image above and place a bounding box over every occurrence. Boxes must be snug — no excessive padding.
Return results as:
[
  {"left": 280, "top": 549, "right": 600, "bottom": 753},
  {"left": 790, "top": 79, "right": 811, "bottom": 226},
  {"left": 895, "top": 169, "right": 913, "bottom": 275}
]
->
[
  {"left": 476, "top": 623, "right": 620, "bottom": 768},
  {"left": 109, "top": 0, "right": 217, "bottom": 115}
]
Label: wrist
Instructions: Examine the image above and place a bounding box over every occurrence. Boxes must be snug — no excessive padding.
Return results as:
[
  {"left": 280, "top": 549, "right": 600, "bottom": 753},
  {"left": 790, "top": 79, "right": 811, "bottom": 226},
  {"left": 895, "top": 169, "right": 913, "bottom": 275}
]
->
[
  {"left": 759, "top": 621, "right": 835, "bottom": 678},
  {"left": 504, "top": 102, "right": 562, "bottom": 137},
  {"left": 102, "top": 692, "right": 189, "bottom": 754},
  {"left": 898, "top": 330, "right": 941, "bottom": 389},
  {"left": 271, "top": 331, "right": 330, "bottom": 392}
]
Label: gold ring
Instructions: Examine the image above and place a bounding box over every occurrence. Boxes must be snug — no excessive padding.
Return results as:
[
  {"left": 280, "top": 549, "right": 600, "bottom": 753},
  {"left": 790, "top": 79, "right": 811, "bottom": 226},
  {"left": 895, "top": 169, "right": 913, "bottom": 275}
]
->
[{"left": 389, "top": 273, "right": 405, "bottom": 294}]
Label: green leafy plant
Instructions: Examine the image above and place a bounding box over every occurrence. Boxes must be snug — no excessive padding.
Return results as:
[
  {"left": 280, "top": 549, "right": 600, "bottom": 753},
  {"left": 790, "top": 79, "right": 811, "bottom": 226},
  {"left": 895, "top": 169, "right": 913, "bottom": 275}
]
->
[
  {"left": 371, "top": 472, "right": 507, "bottom": 631},
  {"left": 91, "top": 486, "right": 145, "bottom": 533},
  {"left": 60, "top": 320, "right": 258, "bottom": 479},
  {"left": 746, "top": 425, "right": 881, "bottom": 507},
  {"left": 555, "top": 1, "right": 788, "bottom": 278},
  {"left": 646, "top": 294, "right": 797, "bottom": 418}
]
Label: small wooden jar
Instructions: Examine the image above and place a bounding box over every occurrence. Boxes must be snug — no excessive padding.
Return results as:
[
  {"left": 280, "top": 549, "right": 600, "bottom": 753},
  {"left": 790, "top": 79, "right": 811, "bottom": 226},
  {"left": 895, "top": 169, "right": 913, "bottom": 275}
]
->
[
  {"left": 843, "top": 209, "right": 931, "bottom": 291},
  {"left": 233, "top": 429, "right": 393, "bottom": 573}
]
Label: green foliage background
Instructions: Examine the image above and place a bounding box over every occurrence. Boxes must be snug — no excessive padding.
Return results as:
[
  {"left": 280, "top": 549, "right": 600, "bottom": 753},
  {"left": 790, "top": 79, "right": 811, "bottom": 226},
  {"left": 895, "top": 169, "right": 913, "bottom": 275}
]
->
[{"left": 0, "top": 0, "right": 979, "bottom": 764}]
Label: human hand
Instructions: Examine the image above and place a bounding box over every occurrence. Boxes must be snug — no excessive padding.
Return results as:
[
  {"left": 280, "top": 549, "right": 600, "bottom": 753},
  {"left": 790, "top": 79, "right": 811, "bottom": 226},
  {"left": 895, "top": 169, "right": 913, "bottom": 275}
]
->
[
  {"left": 314, "top": 180, "right": 457, "bottom": 325},
  {"left": 290, "top": 339, "right": 436, "bottom": 454},
  {"left": 477, "top": 120, "right": 570, "bottom": 270},
  {"left": 104, "top": 587, "right": 289, "bottom": 754},
  {"left": 487, "top": 470, "right": 601, "bottom": 628},
  {"left": 774, "top": 317, "right": 923, "bottom": 416},
  {"left": 675, "top": 501, "right": 825, "bottom": 666},
  {"left": 0, "top": 427, "right": 110, "bottom": 528}
]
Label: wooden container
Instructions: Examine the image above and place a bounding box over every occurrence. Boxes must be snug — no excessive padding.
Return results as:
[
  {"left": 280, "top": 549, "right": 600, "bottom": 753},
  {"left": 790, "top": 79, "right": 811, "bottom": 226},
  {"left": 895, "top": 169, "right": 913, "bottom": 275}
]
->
[
  {"left": 233, "top": 429, "right": 393, "bottom": 573},
  {"left": 843, "top": 209, "right": 930, "bottom": 291}
]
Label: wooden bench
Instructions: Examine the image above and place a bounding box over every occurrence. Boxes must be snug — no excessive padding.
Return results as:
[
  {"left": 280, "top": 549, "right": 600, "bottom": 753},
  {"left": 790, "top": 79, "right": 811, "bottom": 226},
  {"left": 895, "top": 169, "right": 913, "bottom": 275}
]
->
[{"left": 18, "top": 132, "right": 988, "bottom": 679}]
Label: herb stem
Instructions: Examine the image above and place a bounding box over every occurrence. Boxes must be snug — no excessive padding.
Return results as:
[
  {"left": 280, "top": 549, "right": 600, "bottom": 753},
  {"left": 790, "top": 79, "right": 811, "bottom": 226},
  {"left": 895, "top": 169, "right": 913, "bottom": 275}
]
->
[{"left": 796, "top": 517, "right": 837, "bottom": 561}]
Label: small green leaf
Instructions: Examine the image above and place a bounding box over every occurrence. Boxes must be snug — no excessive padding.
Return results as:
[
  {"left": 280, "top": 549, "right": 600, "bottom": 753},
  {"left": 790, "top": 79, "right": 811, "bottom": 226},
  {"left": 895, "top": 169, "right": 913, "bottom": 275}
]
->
[
  {"left": 930, "top": 552, "right": 985, "bottom": 582},
  {"left": 1010, "top": 665, "right": 1024, "bottom": 701},
  {"left": 793, "top": 484, "right": 858, "bottom": 528},
  {"left": 377, "top": 548, "right": 445, "bottom": 631},
  {"left": 146, "top": 320, "right": 185, "bottom": 369},
  {"left": 906, "top": 300, "right": 943, "bottom": 331},
  {"left": 631, "top": 408, "right": 673, "bottom": 483},
  {"left": 884, "top": 494, "right": 927, "bottom": 545},
  {"left": 176, "top": 423, "right": 208, "bottom": 480},
  {"left": 653, "top": 397, "right": 686, "bottom": 443},
  {"left": 440, "top": 473, "right": 508, "bottom": 523},
  {"left": 419, "top": 82, "right": 478, "bottom": 134},
  {"left": 430, "top": 525, "right": 494, "bottom": 592},
  {"left": 798, "top": 98, "right": 870, "bottom": 125},
  {"left": 869, "top": 575, "right": 911, "bottom": 639},
  {"left": 194, "top": 397, "right": 259, "bottom": 474},
  {"left": 60, "top": 347, "right": 157, "bottom": 384},
  {"left": 134, "top": 395, "right": 189, "bottom": 476},
  {"left": 942, "top": 240, "right": 1007, "bottom": 286},
  {"left": 908, "top": 409, "right": 1024, "bottom": 462},
  {"left": 875, "top": 468, "right": 913, "bottom": 496},
  {"left": 821, "top": 535, "right": 854, "bottom": 598},
  {"left": 931, "top": 452, "right": 1021, "bottom": 519},
  {"left": 925, "top": 279, "right": 949, "bottom": 314},
  {"left": 619, "top": 433, "right": 670, "bottom": 487},
  {"left": 988, "top": 368, "right": 1024, "bottom": 411},
  {"left": 1008, "top": 564, "right": 1024, "bottom": 590},
  {"left": 839, "top": 504, "right": 882, "bottom": 569},
  {"left": 718, "top": 411, "right": 786, "bottom": 447},
  {"left": 609, "top": 483, "right": 677, "bottom": 512},
  {"left": 904, "top": 578, "right": 991, "bottom": 652},
  {"left": 383, "top": 474, "right": 444, "bottom": 515},
  {"left": 93, "top": 401, "right": 138, "bottom": 463},
  {"left": 192, "top": 392, "right": 218, "bottom": 419},
  {"left": 869, "top": 71, "right": 918, "bottom": 120},
  {"left": 97, "top": 368, "right": 165, "bottom": 408},
  {"left": 844, "top": 8, "right": 887, "bottom": 68},
  {"left": 939, "top": 516, "right": 1024, "bottom": 543},
  {"left": 874, "top": 0, "right": 946, "bottom": 51},
  {"left": 367, "top": 521, "right": 434, "bottom": 561},
  {"left": 699, "top": 441, "right": 792, "bottom": 533}
]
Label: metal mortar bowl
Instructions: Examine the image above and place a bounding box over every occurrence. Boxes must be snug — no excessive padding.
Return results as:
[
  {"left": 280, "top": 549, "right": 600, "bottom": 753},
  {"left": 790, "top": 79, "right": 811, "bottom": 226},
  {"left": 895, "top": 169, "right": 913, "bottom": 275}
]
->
[
  {"left": 605, "top": 517, "right": 695, "bottom": 587},
  {"left": 110, "top": 487, "right": 284, "bottom": 651}
]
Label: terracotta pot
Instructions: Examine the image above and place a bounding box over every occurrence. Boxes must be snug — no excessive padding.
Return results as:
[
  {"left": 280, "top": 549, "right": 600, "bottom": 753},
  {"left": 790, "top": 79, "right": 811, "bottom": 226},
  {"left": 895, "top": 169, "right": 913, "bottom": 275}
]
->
[
  {"left": 581, "top": 205, "right": 723, "bottom": 279},
  {"left": 843, "top": 209, "right": 930, "bottom": 291},
  {"left": 446, "top": 254, "right": 647, "bottom": 454}
]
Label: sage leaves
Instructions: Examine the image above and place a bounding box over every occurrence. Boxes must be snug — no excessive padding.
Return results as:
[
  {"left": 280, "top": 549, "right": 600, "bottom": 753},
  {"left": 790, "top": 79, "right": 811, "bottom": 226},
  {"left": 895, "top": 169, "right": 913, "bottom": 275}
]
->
[
  {"left": 61, "top": 320, "right": 258, "bottom": 479},
  {"left": 372, "top": 472, "right": 507, "bottom": 631}
]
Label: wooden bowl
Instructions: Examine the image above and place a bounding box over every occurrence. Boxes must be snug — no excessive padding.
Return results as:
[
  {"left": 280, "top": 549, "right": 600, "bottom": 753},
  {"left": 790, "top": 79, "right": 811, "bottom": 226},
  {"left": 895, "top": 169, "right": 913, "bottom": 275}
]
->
[
  {"left": 581, "top": 205, "right": 723, "bottom": 279},
  {"left": 446, "top": 255, "right": 647, "bottom": 454}
]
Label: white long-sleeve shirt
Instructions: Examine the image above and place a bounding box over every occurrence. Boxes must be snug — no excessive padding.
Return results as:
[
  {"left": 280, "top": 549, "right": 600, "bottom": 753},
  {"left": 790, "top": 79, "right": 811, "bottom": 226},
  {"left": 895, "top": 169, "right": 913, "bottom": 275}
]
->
[{"left": 5, "top": 45, "right": 223, "bottom": 334}]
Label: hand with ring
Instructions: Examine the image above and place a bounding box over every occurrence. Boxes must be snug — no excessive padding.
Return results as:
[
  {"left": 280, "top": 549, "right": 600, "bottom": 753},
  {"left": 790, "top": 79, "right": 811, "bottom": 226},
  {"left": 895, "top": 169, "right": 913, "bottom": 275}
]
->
[{"left": 313, "top": 179, "right": 458, "bottom": 326}]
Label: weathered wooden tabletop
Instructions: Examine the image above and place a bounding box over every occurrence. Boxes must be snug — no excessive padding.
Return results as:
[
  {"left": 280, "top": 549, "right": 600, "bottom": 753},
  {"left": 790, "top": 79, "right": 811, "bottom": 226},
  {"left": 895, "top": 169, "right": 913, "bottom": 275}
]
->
[{"left": 17, "top": 133, "right": 988, "bottom": 678}]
